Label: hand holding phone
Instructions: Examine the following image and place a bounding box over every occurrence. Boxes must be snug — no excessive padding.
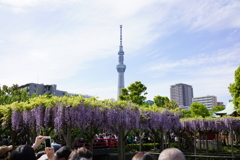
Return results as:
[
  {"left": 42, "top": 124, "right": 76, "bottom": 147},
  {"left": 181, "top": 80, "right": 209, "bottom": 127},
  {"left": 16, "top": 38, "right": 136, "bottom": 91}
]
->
[
  {"left": 32, "top": 136, "right": 45, "bottom": 150},
  {"left": 45, "top": 147, "right": 54, "bottom": 160}
]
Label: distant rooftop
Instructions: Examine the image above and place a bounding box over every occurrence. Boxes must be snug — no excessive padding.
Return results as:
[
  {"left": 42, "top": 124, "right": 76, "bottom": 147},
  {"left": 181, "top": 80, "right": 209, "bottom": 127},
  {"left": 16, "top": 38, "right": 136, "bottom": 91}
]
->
[
  {"left": 170, "top": 83, "right": 192, "bottom": 87},
  {"left": 19, "top": 83, "right": 91, "bottom": 98},
  {"left": 214, "top": 101, "right": 239, "bottom": 117}
]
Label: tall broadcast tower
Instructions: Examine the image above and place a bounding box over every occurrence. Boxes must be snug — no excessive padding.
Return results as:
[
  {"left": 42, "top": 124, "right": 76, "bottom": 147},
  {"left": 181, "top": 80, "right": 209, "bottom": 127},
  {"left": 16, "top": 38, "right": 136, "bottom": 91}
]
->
[{"left": 116, "top": 25, "right": 126, "bottom": 98}]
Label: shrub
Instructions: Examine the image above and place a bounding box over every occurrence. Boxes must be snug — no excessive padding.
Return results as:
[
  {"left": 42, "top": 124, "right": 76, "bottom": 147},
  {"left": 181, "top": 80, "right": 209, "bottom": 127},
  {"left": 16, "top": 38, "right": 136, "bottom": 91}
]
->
[{"left": 125, "top": 143, "right": 159, "bottom": 152}]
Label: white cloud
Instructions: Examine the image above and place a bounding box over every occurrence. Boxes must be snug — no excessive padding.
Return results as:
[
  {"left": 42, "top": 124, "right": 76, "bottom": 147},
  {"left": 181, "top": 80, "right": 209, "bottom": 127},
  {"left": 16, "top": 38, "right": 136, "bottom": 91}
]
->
[
  {"left": 0, "top": 0, "right": 239, "bottom": 103},
  {"left": 60, "top": 83, "right": 117, "bottom": 100},
  {"left": 146, "top": 67, "right": 234, "bottom": 104},
  {"left": 0, "top": 0, "right": 167, "bottom": 88},
  {"left": 0, "top": 0, "right": 83, "bottom": 7},
  {"left": 227, "top": 29, "right": 240, "bottom": 42},
  {"left": 172, "top": 0, "right": 240, "bottom": 31},
  {"left": 11, "top": 7, "right": 28, "bottom": 13},
  {"left": 0, "top": 0, "right": 41, "bottom": 7},
  {"left": 148, "top": 44, "right": 240, "bottom": 73},
  {"left": 144, "top": 44, "right": 239, "bottom": 104}
]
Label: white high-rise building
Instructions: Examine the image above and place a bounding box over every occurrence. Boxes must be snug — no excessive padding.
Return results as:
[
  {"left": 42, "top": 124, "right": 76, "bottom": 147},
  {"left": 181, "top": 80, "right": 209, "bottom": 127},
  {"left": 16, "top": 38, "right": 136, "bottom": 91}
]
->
[{"left": 192, "top": 95, "right": 217, "bottom": 110}]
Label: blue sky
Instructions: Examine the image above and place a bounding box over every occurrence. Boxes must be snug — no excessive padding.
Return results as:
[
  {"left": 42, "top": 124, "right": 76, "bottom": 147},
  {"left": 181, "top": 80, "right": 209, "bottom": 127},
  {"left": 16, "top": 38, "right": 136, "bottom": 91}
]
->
[{"left": 0, "top": 0, "right": 240, "bottom": 105}]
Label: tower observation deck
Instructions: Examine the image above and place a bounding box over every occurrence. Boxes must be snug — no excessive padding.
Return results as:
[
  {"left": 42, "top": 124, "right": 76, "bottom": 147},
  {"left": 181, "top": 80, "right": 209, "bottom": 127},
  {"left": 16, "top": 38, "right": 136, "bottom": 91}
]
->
[{"left": 116, "top": 25, "right": 126, "bottom": 98}]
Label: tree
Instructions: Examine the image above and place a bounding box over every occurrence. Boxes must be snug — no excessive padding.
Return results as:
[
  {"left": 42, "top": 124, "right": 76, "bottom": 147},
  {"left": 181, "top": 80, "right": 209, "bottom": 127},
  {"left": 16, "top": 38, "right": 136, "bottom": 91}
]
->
[
  {"left": 190, "top": 102, "right": 210, "bottom": 118},
  {"left": 0, "top": 84, "right": 33, "bottom": 105},
  {"left": 0, "top": 84, "right": 37, "bottom": 146},
  {"left": 119, "top": 81, "right": 147, "bottom": 105},
  {"left": 170, "top": 100, "right": 179, "bottom": 108},
  {"left": 181, "top": 110, "right": 192, "bottom": 118},
  {"left": 210, "top": 105, "right": 225, "bottom": 115},
  {"left": 154, "top": 95, "right": 179, "bottom": 110},
  {"left": 154, "top": 95, "right": 169, "bottom": 107},
  {"left": 229, "top": 66, "right": 240, "bottom": 112}
]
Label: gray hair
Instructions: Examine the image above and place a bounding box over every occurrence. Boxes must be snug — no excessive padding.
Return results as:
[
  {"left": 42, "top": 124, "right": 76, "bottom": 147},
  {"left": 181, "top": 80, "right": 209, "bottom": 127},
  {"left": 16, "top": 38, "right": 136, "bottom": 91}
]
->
[{"left": 158, "top": 148, "right": 185, "bottom": 160}]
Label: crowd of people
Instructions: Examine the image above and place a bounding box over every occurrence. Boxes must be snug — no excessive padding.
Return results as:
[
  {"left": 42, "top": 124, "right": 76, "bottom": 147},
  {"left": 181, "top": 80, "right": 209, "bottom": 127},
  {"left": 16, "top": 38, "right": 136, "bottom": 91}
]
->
[
  {"left": 0, "top": 136, "right": 186, "bottom": 160},
  {"left": 0, "top": 136, "right": 91, "bottom": 160},
  {"left": 75, "top": 132, "right": 155, "bottom": 148}
]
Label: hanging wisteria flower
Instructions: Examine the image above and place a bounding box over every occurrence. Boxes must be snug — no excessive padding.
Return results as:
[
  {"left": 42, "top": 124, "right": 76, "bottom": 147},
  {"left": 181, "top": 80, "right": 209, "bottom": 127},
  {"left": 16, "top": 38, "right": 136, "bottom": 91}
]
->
[
  {"left": 23, "top": 110, "right": 34, "bottom": 128},
  {"left": 12, "top": 110, "right": 23, "bottom": 131}
]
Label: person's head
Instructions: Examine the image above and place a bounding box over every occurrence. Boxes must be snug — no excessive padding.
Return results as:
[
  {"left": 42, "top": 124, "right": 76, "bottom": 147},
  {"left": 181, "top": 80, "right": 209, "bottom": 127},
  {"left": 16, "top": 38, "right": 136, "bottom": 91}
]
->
[
  {"left": 69, "top": 155, "right": 88, "bottom": 160},
  {"left": 69, "top": 147, "right": 92, "bottom": 160},
  {"left": 10, "top": 145, "right": 36, "bottom": 160},
  {"left": 0, "top": 145, "right": 13, "bottom": 160},
  {"left": 158, "top": 148, "right": 185, "bottom": 160},
  {"left": 55, "top": 146, "right": 72, "bottom": 160},
  {"left": 132, "top": 152, "right": 154, "bottom": 160}
]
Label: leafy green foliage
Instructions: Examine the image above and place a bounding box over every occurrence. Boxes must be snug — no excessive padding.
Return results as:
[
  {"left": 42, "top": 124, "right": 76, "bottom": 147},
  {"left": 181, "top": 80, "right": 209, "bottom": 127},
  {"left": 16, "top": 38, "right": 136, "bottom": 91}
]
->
[
  {"left": 153, "top": 95, "right": 169, "bottom": 107},
  {"left": 140, "top": 104, "right": 165, "bottom": 113},
  {"left": 209, "top": 105, "right": 225, "bottom": 115},
  {"left": 164, "top": 100, "right": 179, "bottom": 110},
  {"left": 0, "top": 84, "right": 33, "bottom": 105},
  {"left": 153, "top": 95, "right": 179, "bottom": 110},
  {"left": 190, "top": 102, "right": 210, "bottom": 118},
  {"left": 211, "top": 105, "right": 225, "bottom": 111},
  {"left": 125, "top": 143, "right": 160, "bottom": 152},
  {"left": 119, "top": 81, "right": 147, "bottom": 105},
  {"left": 1, "top": 90, "right": 240, "bottom": 153},
  {"left": 229, "top": 66, "right": 240, "bottom": 113},
  {"left": 181, "top": 110, "right": 192, "bottom": 118}
]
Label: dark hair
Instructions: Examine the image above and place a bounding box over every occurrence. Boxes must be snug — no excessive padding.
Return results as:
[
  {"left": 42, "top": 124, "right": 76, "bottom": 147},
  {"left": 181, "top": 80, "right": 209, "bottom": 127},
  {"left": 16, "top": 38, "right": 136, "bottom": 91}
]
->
[
  {"left": 69, "top": 155, "right": 88, "bottom": 160},
  {"left": 69, "top": 147, "right": 92, "bottom": 159},
  {"left": 10, "top": 145, "right": 36, "bottom": 160},
  {"left": 56, "top": 146, "right": 72, "bottom": 160},
  {"left": 132, "top": 152, "right": 154, "bottom": 160},
  {"left": 36, "top": 151, "right": 46, "bottom": 159}
]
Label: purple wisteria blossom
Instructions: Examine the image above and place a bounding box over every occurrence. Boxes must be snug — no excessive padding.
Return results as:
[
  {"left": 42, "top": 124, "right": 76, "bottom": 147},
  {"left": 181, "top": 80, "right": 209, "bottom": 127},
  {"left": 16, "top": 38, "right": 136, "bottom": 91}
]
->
[{"left": 12, "top": 110, "right": 23, "bottom": 131}]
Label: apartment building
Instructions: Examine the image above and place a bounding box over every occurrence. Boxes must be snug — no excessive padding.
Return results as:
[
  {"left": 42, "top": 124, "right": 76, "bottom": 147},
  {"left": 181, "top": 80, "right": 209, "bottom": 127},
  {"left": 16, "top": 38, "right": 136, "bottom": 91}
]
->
[
  {"left": 170, "top": 83, "right": 193, "bottom": 108},
  {"left": 192, "top": 95, "right": 217, "bottom": 110},
  {"left": 217, "top": 102, "right": 225, "bottom": 107},
  {"left": 19, "top": 83, "right": 91, "bottom": 98},
  {"left": 19, "top": 83, "right": 67, "bottom": 96}
]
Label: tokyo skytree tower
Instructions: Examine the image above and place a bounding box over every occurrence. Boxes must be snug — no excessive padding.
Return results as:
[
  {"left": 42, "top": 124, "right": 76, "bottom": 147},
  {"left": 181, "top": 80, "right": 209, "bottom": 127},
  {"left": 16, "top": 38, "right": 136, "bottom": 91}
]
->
[{"left": 116, "top": 25, "right": 126, "bottom": 98}]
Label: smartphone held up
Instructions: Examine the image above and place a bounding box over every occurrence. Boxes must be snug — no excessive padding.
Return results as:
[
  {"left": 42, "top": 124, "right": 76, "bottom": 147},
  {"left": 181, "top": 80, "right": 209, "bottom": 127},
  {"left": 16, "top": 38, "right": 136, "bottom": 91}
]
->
[{"left": 45, "top": 137, "right": 51, "bottom": 147}]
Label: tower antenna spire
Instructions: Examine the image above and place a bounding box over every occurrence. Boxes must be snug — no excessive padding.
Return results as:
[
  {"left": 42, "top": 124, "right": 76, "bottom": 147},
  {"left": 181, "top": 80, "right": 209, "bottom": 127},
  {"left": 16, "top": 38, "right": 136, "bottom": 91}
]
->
[{"left": 120, "top": 25, "right": 122, "bottom": 46}]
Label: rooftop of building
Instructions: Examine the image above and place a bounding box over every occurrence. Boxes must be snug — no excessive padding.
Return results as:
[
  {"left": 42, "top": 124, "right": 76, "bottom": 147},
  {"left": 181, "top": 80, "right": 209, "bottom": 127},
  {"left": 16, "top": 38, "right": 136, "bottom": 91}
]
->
[
  {"left": 19, "top": 83, "right": 91, "bottom": 98},
  {"left": 212, "top": 101, "right": 238, "bottom": 118},
  {"left": 193, "top": 95, "right": 217, "bottom": 99},
  {"left": 170, "top": 83, "right": 192, "bottom": 87}
]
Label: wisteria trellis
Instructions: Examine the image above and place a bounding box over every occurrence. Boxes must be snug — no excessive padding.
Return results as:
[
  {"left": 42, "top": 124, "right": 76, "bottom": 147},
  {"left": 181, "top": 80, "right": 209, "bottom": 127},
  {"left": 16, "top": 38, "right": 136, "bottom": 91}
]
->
[{"left": 2, "top": 95, "right": 240, "bottom": 159}]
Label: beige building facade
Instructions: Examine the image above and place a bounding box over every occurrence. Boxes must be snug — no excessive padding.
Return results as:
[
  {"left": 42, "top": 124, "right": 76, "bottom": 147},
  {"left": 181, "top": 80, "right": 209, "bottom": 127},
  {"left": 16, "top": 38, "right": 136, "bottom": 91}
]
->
[{"left": 192, "top": 95, "right": 217, "bottom": 110}]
